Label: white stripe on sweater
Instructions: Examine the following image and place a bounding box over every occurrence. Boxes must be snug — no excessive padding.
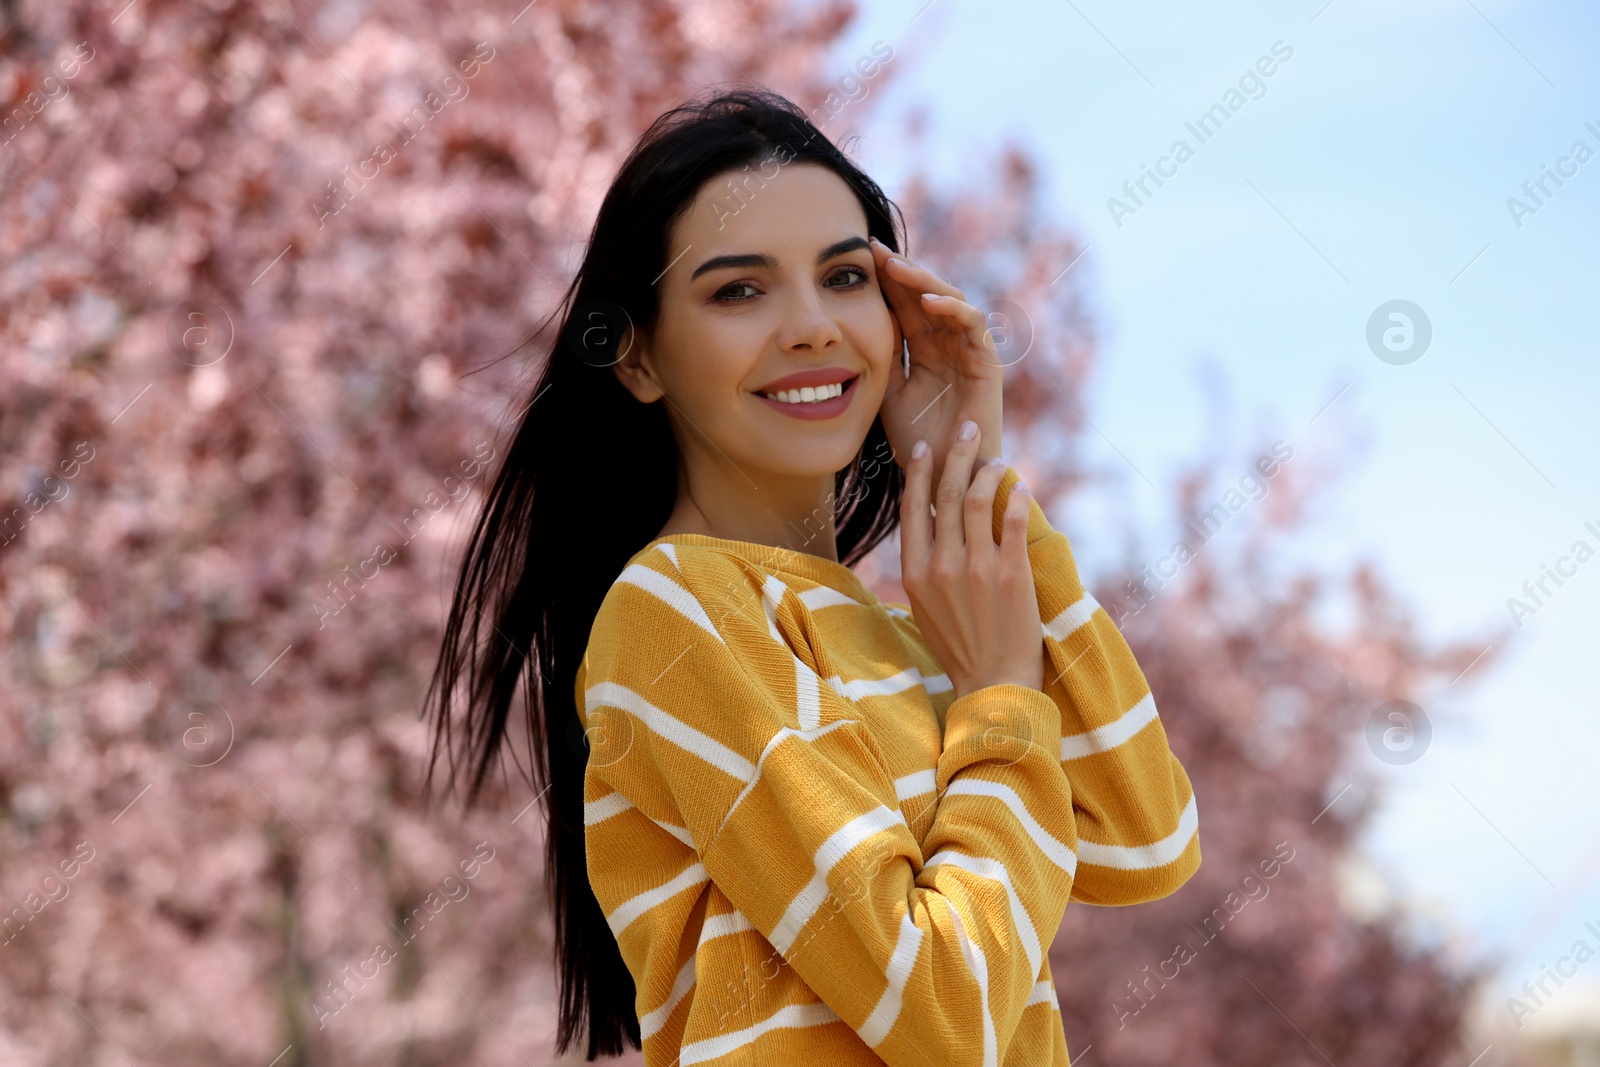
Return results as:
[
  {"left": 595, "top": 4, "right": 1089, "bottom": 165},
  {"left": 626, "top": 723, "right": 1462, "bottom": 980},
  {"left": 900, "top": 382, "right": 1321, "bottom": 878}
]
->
[
  {"left": 640, "top": 955, "right": 696, "bottom": 1040},
  {"left": 698, "top": 908, "right": 755, "bottom": 945},
  {"left": 769, "top": 805, "right": 908, "bottom": 956},
  {"left": 829, "top": 665, "right": 923, "bottom": 701},
  {"left": 1077, "top": 792, "right": 1199, "bottom": 870},
  {"left": 894, "top": 768, "right": 935, "bottom": 801},
  {"left": 1060, "top": 691, "right": 1160, "bottom": 761},
  {"left": 651, "top": 818, "right": 695, "bottom": 849},
  {"left": 760, "top": 574, "right": 787, "bottom": 644},
  {"left": 641, "top": 908, "right": 773, "bottom": 1041},
  {"left": 923, "top": 850, "right": 1043, "bottom": 978},
  {"left": 619, "top": 560, "right": 724, "bottom": 643},
  {"left": 678, "top": 1001, "right": 844, "bottom": 1065},
  {"left": 584, "top": 791, "right": 697, "bottom": 849},
  {"left": 945, "top": 895, "right": 997, "bottom": 1067},
  {"left": 799, "top": 585, "right": 869, "bottom": 611},
  {"left": 606, "top": 858, "right": 708, "bottom": 938},
  {"left": 796, "top": 656, "right": 822, "bottom": 733},
  {"left": 943, "top": 779, "right": 1078, "bottom": 877},
  {"left": 1042, "top": 591, "right": 1100, "bottom": 642},
  {"left": 760, "top": 574, "right": 830, "bottom": 732},
  {"left": 583, "top": 790, "right": 632, "bottom": 826},
  {"left": 857, "top": 911, "right": 924, "bottom": 1047},
  {"left": 586, "top": 681, "right": 754, "bottom": 781}
]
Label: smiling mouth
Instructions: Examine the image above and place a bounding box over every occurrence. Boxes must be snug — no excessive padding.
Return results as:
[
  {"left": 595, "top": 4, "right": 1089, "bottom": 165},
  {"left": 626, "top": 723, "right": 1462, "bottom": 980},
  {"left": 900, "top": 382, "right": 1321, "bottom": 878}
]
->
[{"left": 756, "top": 374, "right": 859, "bottom": 405}]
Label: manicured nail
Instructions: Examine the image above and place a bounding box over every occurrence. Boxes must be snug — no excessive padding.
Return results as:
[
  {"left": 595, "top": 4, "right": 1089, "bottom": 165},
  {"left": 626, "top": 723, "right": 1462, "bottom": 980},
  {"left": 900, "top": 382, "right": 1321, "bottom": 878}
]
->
[
  {"left": 888, "top": 256, "right": 907, "bottom": 269},
  {"left": 958, "top": 420, "right": 977, "bottom": 440},
  {"left": 988, "top": 456, "right": 1006, "bottom": 468},
  {"left": 911, "top": 439, "right": 927, "bottom": 459},
  {"left": 1014, "top": 480, "right": 1028, "bottom": 495},
  {"left": 922, "top": 292, "right": 940, "bottom": 302}
]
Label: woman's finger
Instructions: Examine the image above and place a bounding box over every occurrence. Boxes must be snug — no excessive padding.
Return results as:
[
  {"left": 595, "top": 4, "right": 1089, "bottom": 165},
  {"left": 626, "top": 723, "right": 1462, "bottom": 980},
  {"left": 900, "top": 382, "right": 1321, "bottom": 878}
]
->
[
  {"left": 1000, "top": 476, "right": 1031, "bottom": 573},
  {"left": 1000, "top": 478, "right": 1039, "bottom": 688},
  {"left": 899, "top": 438, "right": 933, "bottom": 580},
  {"left": 963, "top": 456, "right": 1010, "bottom": 553},
  {"left": 871, "top": 239, "right": 970, "bottom": 352},
  {"left": 933, "top": 422, "right": 983, "bottom": 557},
  {"left": 869, "top": 238, "right": 932, "bottom": 343},
  {"left": 874, "top": 237, "right": 966, "bottom": 302},
  {"left": 921, "top": 292, "right": 1000, "bottom": 368}
]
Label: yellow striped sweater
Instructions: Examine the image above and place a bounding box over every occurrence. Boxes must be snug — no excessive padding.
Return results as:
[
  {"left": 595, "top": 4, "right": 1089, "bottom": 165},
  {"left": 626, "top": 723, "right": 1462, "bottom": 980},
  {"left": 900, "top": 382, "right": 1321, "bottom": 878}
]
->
[{"left": 576, "top": 464, "right": 1201, "bottom": 1066}]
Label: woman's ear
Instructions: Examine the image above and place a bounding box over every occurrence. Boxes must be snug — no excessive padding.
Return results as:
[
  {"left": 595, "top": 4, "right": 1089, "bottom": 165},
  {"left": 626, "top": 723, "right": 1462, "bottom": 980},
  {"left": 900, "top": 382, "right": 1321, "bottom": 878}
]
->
[{"left": 611, "top": 324, "right": 666, "bottom": 403}]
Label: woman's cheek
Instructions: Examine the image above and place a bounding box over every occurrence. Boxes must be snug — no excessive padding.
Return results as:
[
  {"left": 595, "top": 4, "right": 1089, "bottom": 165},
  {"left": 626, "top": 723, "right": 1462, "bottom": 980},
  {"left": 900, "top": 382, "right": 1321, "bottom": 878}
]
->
[
  {"left": 712, "top": 323, "right": 768, "bottom": 397},
  {"left": 853, "top": 306, "right": 896, "bottom": 374}
]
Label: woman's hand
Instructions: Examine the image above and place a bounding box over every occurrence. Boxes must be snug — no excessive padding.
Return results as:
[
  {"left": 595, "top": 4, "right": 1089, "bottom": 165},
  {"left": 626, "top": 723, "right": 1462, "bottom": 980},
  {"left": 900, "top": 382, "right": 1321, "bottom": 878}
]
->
[
  {"left": 870, "top": 236, "right": 1005, "bottom": 487},
  {"left": 900, "top": 420, "right": 1045, "bottom": 701}
]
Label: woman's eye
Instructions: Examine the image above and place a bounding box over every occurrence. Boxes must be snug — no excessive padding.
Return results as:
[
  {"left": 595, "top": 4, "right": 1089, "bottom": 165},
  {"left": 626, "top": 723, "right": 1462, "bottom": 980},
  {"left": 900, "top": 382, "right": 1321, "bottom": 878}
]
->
[
  {"left": 713, "top": 282, "right": 760, "bottom": 302},
  {"left": 826, "top": 265, "right": 869, "bottom": 288},
  {"left": 713, "top": 267, "right": 866, "bottom": 303}
]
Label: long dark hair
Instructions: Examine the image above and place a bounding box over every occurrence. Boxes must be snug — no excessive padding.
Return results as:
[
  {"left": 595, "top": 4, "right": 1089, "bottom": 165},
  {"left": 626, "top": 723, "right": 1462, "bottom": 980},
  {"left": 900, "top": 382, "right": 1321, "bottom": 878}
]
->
[{"left": 420, "top": 85, "right": 910, "bottom": 1059}]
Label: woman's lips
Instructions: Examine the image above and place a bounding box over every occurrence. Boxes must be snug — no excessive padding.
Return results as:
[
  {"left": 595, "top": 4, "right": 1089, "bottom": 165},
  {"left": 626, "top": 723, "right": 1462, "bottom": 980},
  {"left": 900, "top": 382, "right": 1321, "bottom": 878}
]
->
[{"left": 753, "top": 374, "right": 860, "bottom": 421}]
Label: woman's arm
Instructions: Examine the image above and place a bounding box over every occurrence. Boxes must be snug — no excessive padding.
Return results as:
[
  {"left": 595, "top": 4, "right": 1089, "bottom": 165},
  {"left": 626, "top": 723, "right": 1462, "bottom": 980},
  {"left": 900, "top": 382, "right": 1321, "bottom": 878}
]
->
[
  {"left": 977, "top": 463, "right": 1201, "bottom": 906},
  {"left": 863, "top": 231, "right": 1198, "bottom": 907},
  {"left": 579, "top": 544, "right": 1080, "bottom": 1066}
]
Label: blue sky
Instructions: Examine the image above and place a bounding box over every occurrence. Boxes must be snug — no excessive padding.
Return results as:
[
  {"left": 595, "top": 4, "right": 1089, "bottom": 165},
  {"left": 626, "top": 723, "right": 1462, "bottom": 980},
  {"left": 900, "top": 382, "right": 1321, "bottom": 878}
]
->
[{"left": 826, "top": 0, "right": 1600, "bottom": 1022}]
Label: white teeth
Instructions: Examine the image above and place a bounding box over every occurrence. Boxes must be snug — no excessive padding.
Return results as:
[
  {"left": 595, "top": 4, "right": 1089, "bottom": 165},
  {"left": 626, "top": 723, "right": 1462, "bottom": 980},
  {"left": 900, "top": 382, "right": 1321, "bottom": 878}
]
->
[{"left": 761, "top": 381, "right": 846, "bottom": 404}]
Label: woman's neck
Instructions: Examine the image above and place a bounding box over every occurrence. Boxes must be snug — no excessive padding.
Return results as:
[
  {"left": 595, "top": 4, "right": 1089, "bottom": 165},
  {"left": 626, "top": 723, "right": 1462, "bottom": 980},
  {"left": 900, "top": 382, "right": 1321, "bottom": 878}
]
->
[{"left": 654, "top": 505, "right": 841, "bottom": 563}]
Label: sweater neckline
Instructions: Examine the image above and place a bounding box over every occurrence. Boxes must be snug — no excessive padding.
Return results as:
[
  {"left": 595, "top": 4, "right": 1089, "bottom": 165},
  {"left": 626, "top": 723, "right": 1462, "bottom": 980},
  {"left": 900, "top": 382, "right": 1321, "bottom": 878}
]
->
[{"left": 637, "top": 532, "right": 883, "bottom": 607}]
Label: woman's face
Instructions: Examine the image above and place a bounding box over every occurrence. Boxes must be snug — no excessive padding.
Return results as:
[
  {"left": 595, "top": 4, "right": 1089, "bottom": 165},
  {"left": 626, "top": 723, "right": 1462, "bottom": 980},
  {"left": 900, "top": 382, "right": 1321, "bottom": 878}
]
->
[{"left": 619, "top": 160, "right": 897, "bottom": 481}]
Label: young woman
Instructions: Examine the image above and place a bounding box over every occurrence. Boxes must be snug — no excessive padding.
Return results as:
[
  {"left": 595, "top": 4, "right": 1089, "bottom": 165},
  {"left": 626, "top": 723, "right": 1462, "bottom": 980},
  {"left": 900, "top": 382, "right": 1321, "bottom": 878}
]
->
[{"left": 423, "top": 87, "right": 1201, "bottom": 1065}]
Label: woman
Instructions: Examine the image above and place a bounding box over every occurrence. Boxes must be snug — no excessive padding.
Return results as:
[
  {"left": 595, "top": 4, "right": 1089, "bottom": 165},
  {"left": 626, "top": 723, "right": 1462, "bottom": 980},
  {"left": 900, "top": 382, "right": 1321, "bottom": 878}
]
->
[{"left": 423, "top": 87, "right": 1201, "bottom": 1065}]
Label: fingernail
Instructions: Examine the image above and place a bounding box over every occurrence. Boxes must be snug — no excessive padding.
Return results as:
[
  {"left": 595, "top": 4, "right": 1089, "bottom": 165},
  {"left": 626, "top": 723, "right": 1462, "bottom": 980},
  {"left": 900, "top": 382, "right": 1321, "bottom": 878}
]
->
[
  {"left": 922, "top": 292, "right": 939, "bottom": 302},
  {"left": 912, "top": 439, "right": 927, "bottom": 459},
  {"left": 888, "top": 256, "right": 906, "bottom": 268},
  {"left": 1014, "top": 480, "right": 1028, "bottom": 494},
  {"left": 988, "top": 456, "right": 1006, "bottom": 468},
  {"left": 958, "top": 420, "right": 977, "bottom": 440}
]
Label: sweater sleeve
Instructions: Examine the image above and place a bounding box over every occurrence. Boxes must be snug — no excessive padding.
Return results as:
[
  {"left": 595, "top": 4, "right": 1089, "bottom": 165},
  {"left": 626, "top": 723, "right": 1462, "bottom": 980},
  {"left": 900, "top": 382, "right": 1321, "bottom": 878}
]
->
[
  {"left": 981, "top": 465, "right": 1201, "bottom": 907},
  {"left": 578, "top": 546, "right": 1080, "bottom": 1066}
]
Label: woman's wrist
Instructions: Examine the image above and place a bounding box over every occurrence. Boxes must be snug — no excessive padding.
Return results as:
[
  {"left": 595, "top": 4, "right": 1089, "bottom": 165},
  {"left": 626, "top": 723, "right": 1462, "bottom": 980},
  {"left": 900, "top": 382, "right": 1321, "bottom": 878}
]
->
[{"left": 951, "top": 673, "right": 1044, "bottom": 700}]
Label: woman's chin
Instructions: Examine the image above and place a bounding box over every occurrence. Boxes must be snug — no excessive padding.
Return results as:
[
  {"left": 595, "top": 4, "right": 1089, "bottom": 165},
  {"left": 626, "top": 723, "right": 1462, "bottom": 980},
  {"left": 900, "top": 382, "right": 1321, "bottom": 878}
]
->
[{"left": 745, "top": 437, "right": 867, "bottom": 479}]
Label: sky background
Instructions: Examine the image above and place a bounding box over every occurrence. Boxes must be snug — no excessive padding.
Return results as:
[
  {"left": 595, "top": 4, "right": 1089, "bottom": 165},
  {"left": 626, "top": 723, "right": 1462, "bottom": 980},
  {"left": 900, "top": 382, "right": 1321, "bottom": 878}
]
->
[{"left": 824, "top": 0, "right": 1600, "bottom": 1020}]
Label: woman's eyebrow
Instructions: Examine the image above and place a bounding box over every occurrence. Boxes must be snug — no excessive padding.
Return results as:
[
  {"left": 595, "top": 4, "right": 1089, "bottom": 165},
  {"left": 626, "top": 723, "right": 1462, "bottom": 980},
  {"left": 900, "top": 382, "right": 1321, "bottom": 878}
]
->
[{"left": 688, "top": 235, "right": 869, "bottom": 281}]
